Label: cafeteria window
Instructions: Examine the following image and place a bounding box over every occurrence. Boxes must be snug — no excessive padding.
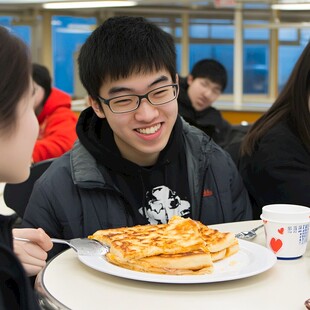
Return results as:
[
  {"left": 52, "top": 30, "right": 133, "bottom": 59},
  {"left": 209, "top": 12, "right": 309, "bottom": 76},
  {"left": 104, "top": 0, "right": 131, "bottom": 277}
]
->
[
  {"left": 0, "top": 16, "right": 31, "bottom": 46},
  {"left": 52, "top": 16, "right": 97, "bottom": 97}
]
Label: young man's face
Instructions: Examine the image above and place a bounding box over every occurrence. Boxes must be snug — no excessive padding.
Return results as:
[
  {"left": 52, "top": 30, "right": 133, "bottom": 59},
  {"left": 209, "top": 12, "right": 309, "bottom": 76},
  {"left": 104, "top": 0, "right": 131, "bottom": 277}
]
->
[
  {"left": 187, "top": 75, "right": 222, "bottom": 112},
  {"left": 90, "top": 70, "right": 178, "bottom": 166}
]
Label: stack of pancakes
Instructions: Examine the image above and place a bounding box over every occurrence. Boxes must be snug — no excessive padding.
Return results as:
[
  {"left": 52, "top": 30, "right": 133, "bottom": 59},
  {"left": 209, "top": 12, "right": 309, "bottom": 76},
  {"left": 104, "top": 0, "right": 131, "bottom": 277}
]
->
[{"left": 88, "top": 216, "right": 239, "bottom": 275}]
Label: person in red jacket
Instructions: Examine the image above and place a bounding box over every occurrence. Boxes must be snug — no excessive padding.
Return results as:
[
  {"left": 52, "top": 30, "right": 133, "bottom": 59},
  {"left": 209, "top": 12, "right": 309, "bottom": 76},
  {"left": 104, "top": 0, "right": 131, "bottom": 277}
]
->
[{"left": 32, "top": 63, "right": 78, "bottom": 163}]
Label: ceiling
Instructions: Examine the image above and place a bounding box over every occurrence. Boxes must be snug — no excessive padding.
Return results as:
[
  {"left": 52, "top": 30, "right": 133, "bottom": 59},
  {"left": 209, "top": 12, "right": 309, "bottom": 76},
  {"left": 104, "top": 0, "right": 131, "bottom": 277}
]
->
[{"left": 0, "top": 0, "right": 309, "bottom": 14}]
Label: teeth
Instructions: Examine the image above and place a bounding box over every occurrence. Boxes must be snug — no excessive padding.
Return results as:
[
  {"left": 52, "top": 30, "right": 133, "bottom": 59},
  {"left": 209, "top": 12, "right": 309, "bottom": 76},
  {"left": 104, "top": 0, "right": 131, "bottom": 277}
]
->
[{"left": 136, "top": 123, "right": 161, "bottom": 135}]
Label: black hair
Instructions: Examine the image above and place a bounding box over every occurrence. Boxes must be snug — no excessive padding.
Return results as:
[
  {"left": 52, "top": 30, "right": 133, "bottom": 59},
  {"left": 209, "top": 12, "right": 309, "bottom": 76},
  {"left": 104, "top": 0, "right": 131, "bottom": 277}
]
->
[
  {"left": 32, "top": 63, "right": 52, "bottom": 106},
  {"left": 241, "top": 40, "right": 310, "bottom": 156},
  {"left": 0, "top": 26, "right": 31, "bottom": 134},
  {"left": 190, "top": 59, "right": 227, "bottom": 91},
  {"left": 78, "top": 16, "right": 177, "bottom": 100}
]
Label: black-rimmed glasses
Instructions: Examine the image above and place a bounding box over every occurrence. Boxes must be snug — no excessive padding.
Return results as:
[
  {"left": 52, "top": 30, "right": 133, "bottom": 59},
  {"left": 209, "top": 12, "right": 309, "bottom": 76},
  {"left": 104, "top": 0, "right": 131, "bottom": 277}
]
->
[{"left": 97, "top": 83, "right": 178, "bottom": 114}]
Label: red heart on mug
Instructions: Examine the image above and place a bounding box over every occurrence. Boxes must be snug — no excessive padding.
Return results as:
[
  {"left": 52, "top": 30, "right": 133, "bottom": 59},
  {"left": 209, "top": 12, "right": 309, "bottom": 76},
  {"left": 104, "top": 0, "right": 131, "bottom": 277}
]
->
[
  {"left": 270, "top": 238, "right": 283, "bottom": 253},
  {"left": 278, "top": 228, "right": 284, "bottom": 234}
]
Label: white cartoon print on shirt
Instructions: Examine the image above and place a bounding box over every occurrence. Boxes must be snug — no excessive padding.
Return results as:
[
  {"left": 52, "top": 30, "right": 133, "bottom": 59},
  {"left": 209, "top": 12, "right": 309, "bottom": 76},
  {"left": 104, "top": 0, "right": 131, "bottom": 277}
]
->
[{"left": 139, "top": 185, "right": 190, "bottom": 224}]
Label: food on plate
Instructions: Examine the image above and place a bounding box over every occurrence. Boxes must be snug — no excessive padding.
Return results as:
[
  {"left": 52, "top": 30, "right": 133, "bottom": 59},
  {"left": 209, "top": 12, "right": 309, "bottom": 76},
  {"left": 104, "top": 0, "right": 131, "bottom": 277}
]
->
[{"left": 88, "top": 216, "right": 239, "bottom": 275}]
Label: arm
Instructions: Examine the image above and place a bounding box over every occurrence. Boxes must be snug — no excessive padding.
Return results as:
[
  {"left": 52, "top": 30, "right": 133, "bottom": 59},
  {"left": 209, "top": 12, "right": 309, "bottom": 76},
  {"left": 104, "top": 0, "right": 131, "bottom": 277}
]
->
[
  {"left": 12, "top": 228, "right": 53, "bottom": 276},
  {"left": 226, "top": 153, "right": 253, "bottom": 221},
  {"left": 32, "top": 108, "right": 77, "bottom": 162}
]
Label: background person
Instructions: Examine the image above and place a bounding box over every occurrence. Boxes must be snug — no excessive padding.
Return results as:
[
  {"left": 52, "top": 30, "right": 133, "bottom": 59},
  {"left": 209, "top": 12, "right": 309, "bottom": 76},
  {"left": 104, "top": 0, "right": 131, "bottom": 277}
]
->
[
  {"left": 0, "top": 27, "right": 52, "bottom": 309},
  {"left": 32, "top": 63, "right": 78, "bottom": 163},
  {"left": 178, "top": 59, "right": 232, "bottom": 147},
  {"left": 239, "top": 40, "right": 310, "bottom": 219},
  {"left": 22, "top": 16, "right": 252, "bottom": 259}
]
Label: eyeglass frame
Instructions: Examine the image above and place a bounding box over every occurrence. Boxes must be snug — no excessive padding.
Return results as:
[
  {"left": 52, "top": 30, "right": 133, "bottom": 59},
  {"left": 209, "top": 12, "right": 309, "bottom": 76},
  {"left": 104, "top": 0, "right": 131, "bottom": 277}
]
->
[{"left": 97, "top": 83, "right": 179, "bottom": 114}]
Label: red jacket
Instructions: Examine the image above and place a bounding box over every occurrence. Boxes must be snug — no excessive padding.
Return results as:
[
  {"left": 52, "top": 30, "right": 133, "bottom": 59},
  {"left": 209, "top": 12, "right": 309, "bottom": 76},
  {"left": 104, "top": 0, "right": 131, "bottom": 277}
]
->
[{"left": 32, "top": 88, "right": 78, "bottom": 163}]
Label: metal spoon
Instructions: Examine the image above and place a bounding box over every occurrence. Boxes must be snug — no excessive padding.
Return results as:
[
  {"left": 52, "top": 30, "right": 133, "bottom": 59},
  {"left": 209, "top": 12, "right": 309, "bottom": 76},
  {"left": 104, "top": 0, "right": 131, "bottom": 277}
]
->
[
  {"left": 14, "top": 236, "right": 109, "bottom": 256},
  {"left": 235, "top": 224, "right": 264, "bottom": 240}
]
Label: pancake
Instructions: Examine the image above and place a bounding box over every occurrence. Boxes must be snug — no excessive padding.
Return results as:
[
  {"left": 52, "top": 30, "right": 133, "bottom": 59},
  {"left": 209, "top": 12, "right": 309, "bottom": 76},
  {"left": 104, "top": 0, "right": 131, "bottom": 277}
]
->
[{"left": 89, "top": 216, "right": 239, "bottom": 275}]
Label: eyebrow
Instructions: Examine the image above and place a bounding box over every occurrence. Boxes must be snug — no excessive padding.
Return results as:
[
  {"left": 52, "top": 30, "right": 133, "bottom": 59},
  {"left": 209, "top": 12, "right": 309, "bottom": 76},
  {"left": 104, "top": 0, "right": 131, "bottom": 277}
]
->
[{"left": 108, "top": 75, "right": 170, "bottom": 96}]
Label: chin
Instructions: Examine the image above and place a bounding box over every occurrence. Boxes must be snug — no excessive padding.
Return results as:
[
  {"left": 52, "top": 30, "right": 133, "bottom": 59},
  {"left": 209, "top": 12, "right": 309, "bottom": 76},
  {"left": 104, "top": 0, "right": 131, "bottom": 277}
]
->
[{"left": 9, "top": 169, "right": 30, "bottom": 184}]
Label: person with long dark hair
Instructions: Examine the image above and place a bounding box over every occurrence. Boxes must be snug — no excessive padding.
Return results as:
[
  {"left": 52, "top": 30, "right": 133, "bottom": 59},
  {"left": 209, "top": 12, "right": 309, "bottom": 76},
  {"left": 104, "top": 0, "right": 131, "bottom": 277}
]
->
[
  {"left": 0, "top": 26, "right": 52, "bottom": 309},
  {"left": 239, "top": 41, "right": 310, "bottom": 219}
]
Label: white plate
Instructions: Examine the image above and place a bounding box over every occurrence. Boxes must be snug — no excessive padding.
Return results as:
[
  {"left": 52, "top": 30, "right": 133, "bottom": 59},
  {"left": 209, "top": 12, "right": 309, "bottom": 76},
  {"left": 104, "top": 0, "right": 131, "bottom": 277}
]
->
[{"left": 78, "top": 239, "right": 277, "bottom": 284}]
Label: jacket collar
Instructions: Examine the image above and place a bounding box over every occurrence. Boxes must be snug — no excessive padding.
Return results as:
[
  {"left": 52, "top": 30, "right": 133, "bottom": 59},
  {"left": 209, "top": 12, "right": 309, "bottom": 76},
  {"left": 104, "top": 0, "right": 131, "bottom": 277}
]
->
[{"left": 70, "top": 140, "right": 105, "bottom": 188}]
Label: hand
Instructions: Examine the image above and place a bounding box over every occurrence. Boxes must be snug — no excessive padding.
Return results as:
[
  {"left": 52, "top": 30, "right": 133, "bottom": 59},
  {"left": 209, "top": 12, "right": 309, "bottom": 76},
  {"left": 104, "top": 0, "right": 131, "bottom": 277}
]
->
[{"left": 13, "top": 228, "right": 53, "bottom": 276}]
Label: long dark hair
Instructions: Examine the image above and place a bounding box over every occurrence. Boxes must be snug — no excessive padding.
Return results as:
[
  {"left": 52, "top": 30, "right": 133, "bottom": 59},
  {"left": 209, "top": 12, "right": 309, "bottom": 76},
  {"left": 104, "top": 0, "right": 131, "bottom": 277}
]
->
[
  {"left": 0, "top": 26, "right": 31, "bottom": 135},
  {"left": 241, "top": 40, "right": 310, "bottom": 156}
]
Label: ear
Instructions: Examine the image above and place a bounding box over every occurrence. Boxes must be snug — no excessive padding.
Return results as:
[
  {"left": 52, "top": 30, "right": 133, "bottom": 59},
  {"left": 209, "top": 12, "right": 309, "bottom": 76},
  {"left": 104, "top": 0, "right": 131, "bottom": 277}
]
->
[
  {"left": 175, "top": 74, "right": 180, "bottom": 96},
  {"left": 187, "top": 74, "right": 194, "bottom": 86},
  {"left": 88, "top": 96, "right": 106, "bottom": 119}
]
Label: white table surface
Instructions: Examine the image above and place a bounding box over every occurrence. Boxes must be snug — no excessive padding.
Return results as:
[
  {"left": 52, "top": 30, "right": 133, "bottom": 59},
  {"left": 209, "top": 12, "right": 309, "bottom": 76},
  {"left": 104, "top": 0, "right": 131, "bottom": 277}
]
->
[
  {"left": 0, "top": 182, "right": 15, "bottom": 216},
  {"left": 36, "top": 220, "right": 310, "bottom": 310}
]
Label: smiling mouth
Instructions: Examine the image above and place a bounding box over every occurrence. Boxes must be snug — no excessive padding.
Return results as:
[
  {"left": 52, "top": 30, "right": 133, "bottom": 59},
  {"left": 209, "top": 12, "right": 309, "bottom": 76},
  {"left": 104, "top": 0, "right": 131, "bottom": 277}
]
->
[{"left": 136, "top": 123, "right": 161, "bottom": 135}]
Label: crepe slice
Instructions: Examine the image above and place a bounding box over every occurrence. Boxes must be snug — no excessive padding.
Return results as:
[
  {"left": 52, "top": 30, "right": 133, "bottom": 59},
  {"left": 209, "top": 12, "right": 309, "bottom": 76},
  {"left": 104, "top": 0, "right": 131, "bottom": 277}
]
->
[
  {"left": 106, "top": 250, "right": 214, "bottom": 275},
  {"left": 195, "top": 220, "right": 239, "bottom": 260},
  {"left": 89, "top": 216, "right": 239, "bottom": 275},
  {"left": 90, "top": 216, "right": 208, "bottom": 260}
]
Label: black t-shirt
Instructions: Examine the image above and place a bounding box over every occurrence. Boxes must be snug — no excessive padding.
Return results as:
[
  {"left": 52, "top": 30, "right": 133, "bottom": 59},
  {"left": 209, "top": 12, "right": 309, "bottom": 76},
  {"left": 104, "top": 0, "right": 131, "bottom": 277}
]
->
[{"left": 77, "top": 109, "right": 191, "bottom": 225}]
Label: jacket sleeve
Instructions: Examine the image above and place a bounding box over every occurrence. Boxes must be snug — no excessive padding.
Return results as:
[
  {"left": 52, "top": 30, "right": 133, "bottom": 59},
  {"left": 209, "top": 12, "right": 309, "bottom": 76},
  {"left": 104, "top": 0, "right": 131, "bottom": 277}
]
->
[
  {"left": 32, "top": 107, "right": 78, "bottom": 163},
  {"left": 227, "top": 153, "right": 253, "bottom": 221}
]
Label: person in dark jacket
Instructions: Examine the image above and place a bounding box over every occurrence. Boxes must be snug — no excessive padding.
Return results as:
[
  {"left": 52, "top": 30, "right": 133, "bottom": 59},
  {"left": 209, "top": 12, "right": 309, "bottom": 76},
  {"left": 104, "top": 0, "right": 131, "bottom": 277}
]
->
[
  {"left": 178, "top": 59, "right": 232, "bottom": 147},
  {"left": 32, "top": 63, "right": 78, "bottom": 163},
  {"left": 0, "top": 26, "right": 52, "bottom": 310},
  {"left": 22, "top": 16, "right": 252, "bottom": 259},
  {"left": 239, "top": 40, "right": 310, "bottom": 219}
]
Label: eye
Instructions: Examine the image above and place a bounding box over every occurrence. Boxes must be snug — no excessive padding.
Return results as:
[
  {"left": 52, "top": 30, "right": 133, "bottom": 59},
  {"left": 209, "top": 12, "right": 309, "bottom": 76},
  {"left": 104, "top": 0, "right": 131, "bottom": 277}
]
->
[
  {"left": 112, "top": 97, "right": 135, "bottom": 106},
  {"left": 153, "top": 89, "right": 169, "bottom": 97},
  {"left": 213, "top": 88, "right": 221, "bottom": 95}
]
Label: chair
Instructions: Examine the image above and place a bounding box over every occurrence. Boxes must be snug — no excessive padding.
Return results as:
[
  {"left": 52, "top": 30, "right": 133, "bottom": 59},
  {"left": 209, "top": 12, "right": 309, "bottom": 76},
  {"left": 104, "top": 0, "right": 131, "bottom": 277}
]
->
[
  {"left": 4, "top": 158, "right": 55, "bottom": 219},
  {"left": 224, "top": 123, "right": 252, "bottom": 168}
]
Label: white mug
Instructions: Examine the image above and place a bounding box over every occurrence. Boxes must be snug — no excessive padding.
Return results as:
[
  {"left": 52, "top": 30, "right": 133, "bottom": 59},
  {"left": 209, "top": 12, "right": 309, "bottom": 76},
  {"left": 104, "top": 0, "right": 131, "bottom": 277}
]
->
[{"left": 261, "top": 204, "right": 310, "bottom": 259}]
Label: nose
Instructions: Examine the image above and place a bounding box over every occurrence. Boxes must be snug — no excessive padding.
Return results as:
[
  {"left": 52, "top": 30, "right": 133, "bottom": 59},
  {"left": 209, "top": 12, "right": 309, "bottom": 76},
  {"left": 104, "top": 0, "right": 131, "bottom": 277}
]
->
[
  {"left": 134, "top": 97, "right": 159, "bottom": 122},
  {"left": 203, "top": 87, "right": 212, "bottom": 98}
]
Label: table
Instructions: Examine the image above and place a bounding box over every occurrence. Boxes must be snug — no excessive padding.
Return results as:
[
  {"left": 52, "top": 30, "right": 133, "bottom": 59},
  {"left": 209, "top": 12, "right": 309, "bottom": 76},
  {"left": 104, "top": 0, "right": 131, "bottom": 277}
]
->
[
  {"left": 0, "top": 182, "right": 15, "bottom": 216},
  {"left": 35, "top": 220, "right": 310, "bottom": 310}
]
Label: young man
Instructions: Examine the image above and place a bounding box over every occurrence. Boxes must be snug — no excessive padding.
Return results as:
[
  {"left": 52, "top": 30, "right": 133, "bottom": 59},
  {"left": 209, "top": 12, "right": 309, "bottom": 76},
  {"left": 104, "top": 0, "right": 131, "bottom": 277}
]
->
[
  {"left": 178, "top": 59, "right": 232, "bottom": 147},
  {"left": 32, "top": 63, "right": 78, "bottom": 163},
  {"left": 22, "top": 16, "right": 252, "bottom": 258}
]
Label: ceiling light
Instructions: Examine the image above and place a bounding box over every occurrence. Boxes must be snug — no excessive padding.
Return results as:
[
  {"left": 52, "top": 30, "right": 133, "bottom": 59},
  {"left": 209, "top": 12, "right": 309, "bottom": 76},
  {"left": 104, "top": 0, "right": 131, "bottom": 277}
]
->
[
  {"left": 43, "top": 1, "right": 137, "bottom": 9},
  {"left": 271, "top": 3, "right": 310, "bottom": 10}
]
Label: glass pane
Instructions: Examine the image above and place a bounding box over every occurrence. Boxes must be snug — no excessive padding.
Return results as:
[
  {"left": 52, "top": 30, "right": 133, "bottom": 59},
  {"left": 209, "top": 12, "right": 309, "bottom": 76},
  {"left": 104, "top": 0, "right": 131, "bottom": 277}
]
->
[
  {"left": 278, "top": 46, "right": 303, "bottom": 92},
  {"left": 244, "top": 28, "right": 269, "bottom": 40},
  {"left": 175, "top": 26, "right": 182, "bottom": 37},
  {"left": 52, "top": 16, "right": 97, "bottom": 96},
  {"left": 176, "top": 43, "right": 182, "bottom": 75},
  {"left": 279, "top": 28, "right": 298, "bottom": 42},
  {"left": 0, "top": 16, "right": 31, "bottom": 46},
  {"left": 211, "top": 25, "right": 234, "bottom": 39},
  {"left": 189, "top": 24, "right": 209, "bottom": 38},
  {"left": 189, "top": 44, "right": 233, "bottom": 94},
  {"left": 301, "top": 28, "right": 310, "bottom": 45},
  {"left": 243, "top": 44, "right": 269, "bottom": 94}
]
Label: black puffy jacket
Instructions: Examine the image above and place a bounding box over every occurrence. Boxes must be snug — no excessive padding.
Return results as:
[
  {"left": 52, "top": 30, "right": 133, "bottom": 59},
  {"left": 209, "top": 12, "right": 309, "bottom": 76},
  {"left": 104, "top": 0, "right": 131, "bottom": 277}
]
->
[
  {"left": 22, "top": 119, "right": 252, "bottom": 259},
  {"left": 0, "top": 215, "right": 40, "bottom": 310}
]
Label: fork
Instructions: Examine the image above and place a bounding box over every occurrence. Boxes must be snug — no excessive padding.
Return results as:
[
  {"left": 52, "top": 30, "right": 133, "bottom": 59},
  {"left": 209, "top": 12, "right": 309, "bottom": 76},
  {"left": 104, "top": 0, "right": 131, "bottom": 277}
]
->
[
  {"left": 14, "top": 236, "right": 109, "bottom": 256},
  {"left": 235, "top": 224, "right": 264, "bottom": 240}
]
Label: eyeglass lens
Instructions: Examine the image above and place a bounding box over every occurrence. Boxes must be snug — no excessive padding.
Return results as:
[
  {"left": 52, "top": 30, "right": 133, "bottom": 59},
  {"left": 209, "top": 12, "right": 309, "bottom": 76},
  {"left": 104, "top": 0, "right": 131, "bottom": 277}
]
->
[{"left": 109, "top": 85, "right": 177, "bottom": 113}]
